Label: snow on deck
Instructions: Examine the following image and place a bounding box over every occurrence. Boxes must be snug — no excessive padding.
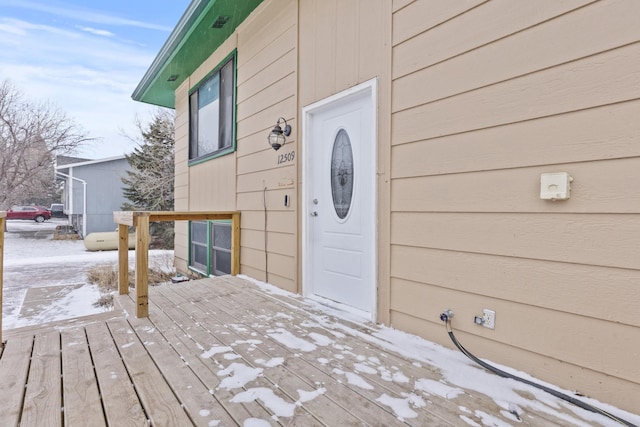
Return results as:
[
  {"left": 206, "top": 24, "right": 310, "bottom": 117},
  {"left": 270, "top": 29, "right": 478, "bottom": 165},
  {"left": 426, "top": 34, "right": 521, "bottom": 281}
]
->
[{"left": 1, "top": 276, "right": 637, "bottom": 426}]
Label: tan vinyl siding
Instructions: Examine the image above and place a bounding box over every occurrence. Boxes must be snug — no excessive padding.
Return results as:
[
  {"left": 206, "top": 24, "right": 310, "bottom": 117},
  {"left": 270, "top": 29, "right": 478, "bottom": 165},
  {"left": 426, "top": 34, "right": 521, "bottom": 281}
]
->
[
  {"left": 172, "top": 32, "right": 239, "bottom": 273},
  {"left": 390, "top": 0, "right": 640, "bottom": 412},
  {"left": 392, "top": 0, "right": 593, "bottom": 75},
  {"left": 298, "top": 0, "right": 393, "bottom": 322},
  {"left": 172, "top": 0, "right": 298, "bottom": 280},
  {"left": 235, "top": 0, "right": 298, "bottom": 285},
  {"left": 168, "top": 0, "right": 639, "bottom": 412},
  {"left": 173, "top": 80, "right": 190, "bottom": 271},
  {"left": 392, "top": 0, "right": 486, "bottom": 47},
  {"left": 299, "top": 0, "right": 391, "bottom": 103},
  {"left": 172, "top": 34, "right": 240, "bottom": 271},
  {"left": 392, "top": 158, "right": 640, "bottom": 213},
  {"left": 388, "top": 309, "right": 640, "bottom": 407},
  {"left": 393, "top": 44, "right": 640, "bottom": 144},
  {"left": 391, "top": 101, "right": 640, "bottom": 178}
]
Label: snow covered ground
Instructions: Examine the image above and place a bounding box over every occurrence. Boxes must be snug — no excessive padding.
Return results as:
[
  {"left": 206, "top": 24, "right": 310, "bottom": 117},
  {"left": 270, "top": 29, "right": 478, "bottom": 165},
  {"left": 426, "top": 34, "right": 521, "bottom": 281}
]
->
[
  {"left": 2, "top": 219, "right": 172, "bottom": 329},
  {"left": 1, "top": 220, "right": 639, "bottom": 426}
]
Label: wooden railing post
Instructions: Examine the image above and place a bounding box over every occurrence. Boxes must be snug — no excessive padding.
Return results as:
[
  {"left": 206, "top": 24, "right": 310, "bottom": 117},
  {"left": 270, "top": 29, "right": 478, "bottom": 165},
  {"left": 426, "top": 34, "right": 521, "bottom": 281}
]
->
[
  {"left": 0, "top": 212, "right": 5, "bottom": 344},
  {"left": 118, "top": 224, "right": 129, "bottom": 295},
  {"left": 135, "top": 215, "right": 150, "bottom": 318},
  {"left": 231, "top": 212, "right": 240, "bottom": 276}
]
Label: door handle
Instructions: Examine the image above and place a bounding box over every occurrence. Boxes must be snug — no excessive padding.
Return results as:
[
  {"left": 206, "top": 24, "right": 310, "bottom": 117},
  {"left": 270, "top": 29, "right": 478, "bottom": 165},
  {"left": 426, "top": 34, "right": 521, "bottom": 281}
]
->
[{"left": 310, "top": 211, "right": 318, "bottom": 217}]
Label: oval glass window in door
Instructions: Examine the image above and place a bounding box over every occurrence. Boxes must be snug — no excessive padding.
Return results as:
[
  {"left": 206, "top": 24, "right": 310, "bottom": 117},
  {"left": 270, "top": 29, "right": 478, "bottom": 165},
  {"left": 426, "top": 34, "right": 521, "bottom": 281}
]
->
[{"left": 331, "top": 129, "right": 354, "bottom": 219}]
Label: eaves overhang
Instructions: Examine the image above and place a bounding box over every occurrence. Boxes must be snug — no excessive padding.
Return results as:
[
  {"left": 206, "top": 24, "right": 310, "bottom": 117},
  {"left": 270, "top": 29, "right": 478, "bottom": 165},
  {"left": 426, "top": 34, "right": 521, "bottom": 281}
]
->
[{"left": 132, "top": 0, "right": 263, "bottom": 109}]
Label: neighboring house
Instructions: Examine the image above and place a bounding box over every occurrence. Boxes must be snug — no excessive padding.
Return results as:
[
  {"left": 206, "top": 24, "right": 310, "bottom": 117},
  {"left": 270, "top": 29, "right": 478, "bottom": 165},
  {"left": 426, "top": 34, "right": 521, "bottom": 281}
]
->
[
  {"left": 55, "top": 156, "right": 131, "bottom": 237},
  {"left": 132, "top": 0, "right": 640, "bottom": 413}
]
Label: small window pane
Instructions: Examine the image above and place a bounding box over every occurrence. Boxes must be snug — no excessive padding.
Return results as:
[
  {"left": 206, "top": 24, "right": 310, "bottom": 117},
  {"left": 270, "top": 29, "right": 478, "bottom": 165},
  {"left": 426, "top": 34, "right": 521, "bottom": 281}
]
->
[
  {"left": 191, "top": 221, "right": 207, "bottom": 244},
  {"left": 189, "top": 92, "right": 200, "bottom": 158},
  {"left": 189, "top": 55, "right": 235, "bottom": 160},
  {"left": 219, "top": 60, "right": 234, "bottom": 150},
  {"left": 197, "top": 74, "right": 220, "bottom": 156},
  {"left": 193, "top": 245, "right": 208, "bottom": 267},
  {"left": 215, "top": 250, "right": 231, "bottom": 275},
  {"left": 213, "top": 222, "right": 231, "bottom": 249}
]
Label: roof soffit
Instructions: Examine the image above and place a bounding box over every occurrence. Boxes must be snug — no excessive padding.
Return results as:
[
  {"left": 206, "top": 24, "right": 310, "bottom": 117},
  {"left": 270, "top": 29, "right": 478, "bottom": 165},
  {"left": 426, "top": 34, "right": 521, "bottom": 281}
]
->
[{"left": 132, "top": 0, "right": 263, "bottom": 108}]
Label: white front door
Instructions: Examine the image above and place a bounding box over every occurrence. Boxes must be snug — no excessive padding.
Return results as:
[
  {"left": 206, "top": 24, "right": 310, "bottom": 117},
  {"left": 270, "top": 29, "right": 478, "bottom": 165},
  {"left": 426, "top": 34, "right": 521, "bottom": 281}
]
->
[{"left": 303, "top": 79, "right": 377, "bottom": 319}]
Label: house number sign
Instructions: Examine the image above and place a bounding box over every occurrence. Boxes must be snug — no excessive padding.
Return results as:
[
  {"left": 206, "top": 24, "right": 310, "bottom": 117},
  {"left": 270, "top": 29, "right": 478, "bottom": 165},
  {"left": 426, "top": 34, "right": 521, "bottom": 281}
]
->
[{"left": 277, "top": 150, "right": 295, "bottom": 165}]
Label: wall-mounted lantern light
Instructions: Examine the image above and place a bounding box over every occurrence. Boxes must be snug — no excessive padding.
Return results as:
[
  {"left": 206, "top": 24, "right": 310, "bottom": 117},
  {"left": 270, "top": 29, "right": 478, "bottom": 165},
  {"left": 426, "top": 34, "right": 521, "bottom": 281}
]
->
[{"left": 267, "top": 117, "right": 291, "bottom": 151}]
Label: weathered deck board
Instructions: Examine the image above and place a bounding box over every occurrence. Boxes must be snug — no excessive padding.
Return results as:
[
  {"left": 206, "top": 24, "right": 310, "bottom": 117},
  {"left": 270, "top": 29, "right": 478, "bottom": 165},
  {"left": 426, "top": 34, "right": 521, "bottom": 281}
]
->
[
  {"left": 21, "top": 330, "right": 62, "bottom": 427},
  {"left": 107, "top": 317, "right": 194, "bottom": 426},
  {"left": 121, "top": 298, "right": 239, "bottom": 427},
  {"left": 0, "top": 335, "right": 33, "bottom": 426},
  {"left": 146, "top": 307, "right": 283, "bottom": 424},
  {"left": 119, "top": 292, "right": 271, "bottom": 424},
  {"left": 0, "top": 276, "right": 627, "bottom": 426},
  {"left": 61, "top": 326, "right": 106, "bottom": 426},
  {"left": 152, "top": 285, "right": 364, "bottom": 426},
  {"left": 179, "top": 278, "right": 585, "bottom": 427},
  {"left": 154, "top": 282, "right": 407, "bottom": 426},
  {"left": 85, "top": 322, "right": 147, "bottom": 426},
  {"left": 170, "top": 280, "right": 470, "bottom": 426},
  {"left": 193, "top": 284, "right": 454, "bottom": 422},
  {"left": 2, "top": 308, "right": 124, "bottom": 341}
]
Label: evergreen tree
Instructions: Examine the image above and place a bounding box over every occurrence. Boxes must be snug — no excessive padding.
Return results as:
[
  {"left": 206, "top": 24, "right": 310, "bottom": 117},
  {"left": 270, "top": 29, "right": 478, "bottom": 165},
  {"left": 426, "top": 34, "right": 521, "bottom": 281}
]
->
[{"left": 122, "top": 109, "right": 175, "bottom": 247}]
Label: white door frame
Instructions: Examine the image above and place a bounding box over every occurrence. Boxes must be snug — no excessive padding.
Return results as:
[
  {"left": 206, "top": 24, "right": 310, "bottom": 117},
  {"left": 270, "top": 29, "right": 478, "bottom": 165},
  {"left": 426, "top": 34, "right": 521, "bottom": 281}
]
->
[{"left": 301, "top": 78, "right": 378, "bottom": 320}]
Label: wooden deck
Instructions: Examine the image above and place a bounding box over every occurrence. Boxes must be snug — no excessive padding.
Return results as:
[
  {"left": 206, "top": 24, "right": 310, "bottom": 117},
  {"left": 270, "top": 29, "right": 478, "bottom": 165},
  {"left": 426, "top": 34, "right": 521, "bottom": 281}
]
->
[{"left": 0, "top": 276, "right": 615, "bottom": 426}]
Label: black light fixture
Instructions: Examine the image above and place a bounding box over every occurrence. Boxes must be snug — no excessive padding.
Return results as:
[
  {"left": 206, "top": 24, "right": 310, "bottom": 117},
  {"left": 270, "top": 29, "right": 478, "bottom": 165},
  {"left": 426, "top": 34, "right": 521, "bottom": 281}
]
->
[{"left": 267, "top": 117, "right": 291, "bottom": 151}]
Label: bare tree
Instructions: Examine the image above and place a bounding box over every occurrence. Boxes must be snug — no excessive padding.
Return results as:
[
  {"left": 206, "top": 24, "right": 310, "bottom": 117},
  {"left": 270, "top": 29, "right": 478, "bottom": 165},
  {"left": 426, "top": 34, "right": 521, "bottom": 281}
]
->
[{"left": 0, "top": 80, "right": 90, "bottom": 209}]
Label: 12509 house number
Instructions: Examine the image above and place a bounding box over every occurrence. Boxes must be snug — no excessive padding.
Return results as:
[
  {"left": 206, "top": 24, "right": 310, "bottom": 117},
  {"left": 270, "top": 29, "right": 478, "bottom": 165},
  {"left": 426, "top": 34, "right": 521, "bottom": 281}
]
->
[{"left": 277, "top": 150, "right": 295, "bottom": 165}]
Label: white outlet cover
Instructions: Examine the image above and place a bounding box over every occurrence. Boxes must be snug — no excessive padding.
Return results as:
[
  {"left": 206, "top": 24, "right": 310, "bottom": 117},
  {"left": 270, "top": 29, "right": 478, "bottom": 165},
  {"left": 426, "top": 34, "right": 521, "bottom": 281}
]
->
[
  {"left": 482, "top": 309, "right": 496, "bottom": 329},
  {"left": 540, "top": 172, "right": 572, "bottom": 201}
]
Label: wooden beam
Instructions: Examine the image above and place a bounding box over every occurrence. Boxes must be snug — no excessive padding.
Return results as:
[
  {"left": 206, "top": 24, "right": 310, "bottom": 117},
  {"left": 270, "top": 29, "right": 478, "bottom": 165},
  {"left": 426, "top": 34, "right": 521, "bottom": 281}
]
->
[
  {"left": 231, "top": 212, "right": 241, "bottom": 276},
  {"left": 114, "top": 211, "right": 238, "bottom": 225},
  {"left": 147, "top": 211, "right": 237, "bottom": 222},
  {"left": 135, "top": 216, "right": 149, "bottom": 318},
  {"left": 117, "top": 224, "right": 129, "bottom": 295},
  {"left": 0, "top": 212, "right": 5, "bottom": 344},
  {"left": 113, "top": 211, "right": 134, "bottom": 227}
]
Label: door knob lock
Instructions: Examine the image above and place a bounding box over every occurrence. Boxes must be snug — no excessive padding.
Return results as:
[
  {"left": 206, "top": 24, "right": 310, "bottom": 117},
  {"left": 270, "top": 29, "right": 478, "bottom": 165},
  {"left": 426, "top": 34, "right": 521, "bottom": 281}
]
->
[{"left": 310, "top": 211, "right": 318, "bottom": 217}]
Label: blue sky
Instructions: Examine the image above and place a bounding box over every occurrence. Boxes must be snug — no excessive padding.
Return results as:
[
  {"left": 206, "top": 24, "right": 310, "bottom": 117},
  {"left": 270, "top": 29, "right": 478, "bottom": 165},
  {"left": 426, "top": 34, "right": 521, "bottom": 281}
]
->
[{"left": 0, "top": 0, "right": 190, "bottom": 159}]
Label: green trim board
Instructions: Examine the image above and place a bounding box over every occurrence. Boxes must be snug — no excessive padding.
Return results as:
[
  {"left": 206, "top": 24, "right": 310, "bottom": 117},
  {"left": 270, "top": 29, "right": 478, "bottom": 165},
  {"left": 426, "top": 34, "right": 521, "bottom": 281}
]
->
[{"left": 132, "top": 0, "right": 263, "bottom": 108}]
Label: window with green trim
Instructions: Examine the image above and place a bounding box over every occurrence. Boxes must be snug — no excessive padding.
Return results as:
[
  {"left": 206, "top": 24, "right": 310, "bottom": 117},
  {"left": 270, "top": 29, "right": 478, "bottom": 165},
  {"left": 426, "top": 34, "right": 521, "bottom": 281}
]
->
[
  {"left": 189, "top": 54, "right": 235, "bottom": 161},
  {"left": 189, "top": 220, "right": 232, "bottom": 276}
]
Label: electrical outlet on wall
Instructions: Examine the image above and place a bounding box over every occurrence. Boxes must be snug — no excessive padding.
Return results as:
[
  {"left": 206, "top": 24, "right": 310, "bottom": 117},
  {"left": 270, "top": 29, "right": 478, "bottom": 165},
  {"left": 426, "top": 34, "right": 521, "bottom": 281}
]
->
[{"left": 482, "top": 309, "right": 496, "bottom": 329}]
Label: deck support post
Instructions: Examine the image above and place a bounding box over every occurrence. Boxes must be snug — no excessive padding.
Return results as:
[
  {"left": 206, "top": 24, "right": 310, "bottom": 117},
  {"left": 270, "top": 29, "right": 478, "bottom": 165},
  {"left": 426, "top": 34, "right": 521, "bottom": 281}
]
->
[
  {"left": 0, "top": 213, "right": 5, "bottom": 344},
  {"left": 135, "top": 215, "right": 150, "bottom": 318},
  {"left": 118, "top": 224, "right": 129, "bottom": 295},
  {"left": 231, "top": 212, "right": 241, "bottom": 276}
]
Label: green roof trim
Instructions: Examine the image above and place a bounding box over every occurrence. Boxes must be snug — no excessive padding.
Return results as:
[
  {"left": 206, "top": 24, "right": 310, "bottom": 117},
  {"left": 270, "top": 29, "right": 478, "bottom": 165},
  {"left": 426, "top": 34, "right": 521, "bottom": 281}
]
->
[{"left": 132, "top": 0, "right": 263, "bottom": 108}]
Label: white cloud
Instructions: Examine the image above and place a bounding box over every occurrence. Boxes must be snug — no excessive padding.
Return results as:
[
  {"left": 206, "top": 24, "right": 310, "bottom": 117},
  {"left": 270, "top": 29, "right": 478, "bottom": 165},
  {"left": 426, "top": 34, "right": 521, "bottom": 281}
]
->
[
  {"left": 0, "top": 20, "right": 27, "bottom": 36},
  {"left": 0, "top": 0, "right": 173, "bottom": 31},
  {"left": 0, "top": 17, "right": 81, "bottom": 39},
  {"left": 0, "top": 14, "right": 164, "bottom": 158},
  {"left": 78, "top": 26, "right": 115, "bottom": 37}
]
